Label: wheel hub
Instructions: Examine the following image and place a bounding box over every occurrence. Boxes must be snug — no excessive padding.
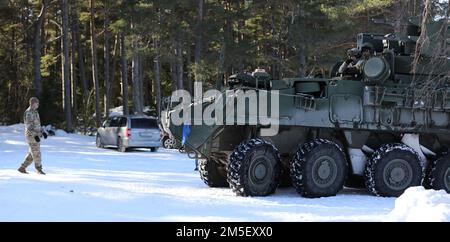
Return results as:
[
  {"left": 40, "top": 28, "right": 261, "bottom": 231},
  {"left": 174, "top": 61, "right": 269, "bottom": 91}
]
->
[
  {"left": 383, "top": 159, "right": 412, "bottom": 191},
  {"left": 318, "top": 161, "right": 332, "bottom": 179},
  {"left": 164, "top": 138, "right": 173, "bottom": 148},
  {"left": 390, "top": 167, "right": 406, "bottom": 182},
  {"left": 254, "top": 163, "right": 268, "bottom": 180},
  {"left": 312, "top": 156, "right": 337, "bottom": 188},
  {"left": 248, "top": 155, "right": 273, "bottom": 186}
]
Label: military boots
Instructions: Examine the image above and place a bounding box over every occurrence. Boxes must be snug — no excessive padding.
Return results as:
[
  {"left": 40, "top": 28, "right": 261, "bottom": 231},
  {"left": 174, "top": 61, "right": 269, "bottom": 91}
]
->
[
  {"left": 18, "top": 166, "right": 28, "bottom": 174},
  {"left": 36, "top": 167, "right": 46, "bottom": 175}
]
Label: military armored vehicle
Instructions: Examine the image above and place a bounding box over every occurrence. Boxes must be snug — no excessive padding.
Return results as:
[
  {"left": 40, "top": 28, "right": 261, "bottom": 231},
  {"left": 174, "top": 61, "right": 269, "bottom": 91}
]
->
[{"left": 168, "top": 17, "right": 450, "bottom": 198}]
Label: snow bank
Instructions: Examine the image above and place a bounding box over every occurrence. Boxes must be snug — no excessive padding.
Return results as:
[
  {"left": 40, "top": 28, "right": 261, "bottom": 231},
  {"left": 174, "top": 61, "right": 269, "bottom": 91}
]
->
[
  {"left": 109, "top": 106, "right": 123, "bottom": 117},
  {"left": 55, "top": 129, "right": 68, "bottom": 136},
  {"left": 386, "top": 187, "right": 450, "bottom": 222},
  {"left": 109, "top": 106, "right": 157, "bottom": 118},
  {"left": 6, "top": 124, "right": 24, "bottom": 130}
]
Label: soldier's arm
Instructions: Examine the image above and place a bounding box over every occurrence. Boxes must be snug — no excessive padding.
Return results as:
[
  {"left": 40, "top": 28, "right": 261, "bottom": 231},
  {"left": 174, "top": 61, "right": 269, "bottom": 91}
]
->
[
  {"left": 35, "top": 113, "right": 42, "bottom": 136},
  {"left": 34, "top": 117, "right": 43, "bottom": 137},
  {"left": 338, "top": 62, "right": 348, "bottom": 74},
  {"left": 354, "top": 60, "right": 365, "bottom": 72}
]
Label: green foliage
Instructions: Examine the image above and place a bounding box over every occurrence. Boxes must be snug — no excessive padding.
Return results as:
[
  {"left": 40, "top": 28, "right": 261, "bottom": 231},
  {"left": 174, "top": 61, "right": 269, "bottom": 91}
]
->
[
  {"left": 321, "top": 0, "right": 395, "bottom": 19},
  {"left": 40, "top": 54, "right": 58, "bottom": 78}
]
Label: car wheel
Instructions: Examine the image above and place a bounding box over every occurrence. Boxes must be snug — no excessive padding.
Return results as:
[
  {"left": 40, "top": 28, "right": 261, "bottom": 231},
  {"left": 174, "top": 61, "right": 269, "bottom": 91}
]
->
[
  {"left": 162, "top": 136, "right": 174, "bottom": 149},
  {"left": 117, "top": 138, "right": 127, "bottom": 152},
  {"left": 96, "top": 134, "right": 104, "bottom": 148}
]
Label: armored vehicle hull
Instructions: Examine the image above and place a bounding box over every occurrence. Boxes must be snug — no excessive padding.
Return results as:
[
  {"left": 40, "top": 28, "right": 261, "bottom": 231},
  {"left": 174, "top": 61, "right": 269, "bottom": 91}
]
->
[{"left": 168, "top": 18, "right": 450, "bottom": 197}]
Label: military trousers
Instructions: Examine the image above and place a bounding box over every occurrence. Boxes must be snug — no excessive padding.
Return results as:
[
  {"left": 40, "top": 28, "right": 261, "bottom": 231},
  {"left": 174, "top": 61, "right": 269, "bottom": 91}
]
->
[{"left": 21, "top": 142, "right": 42, "bottom": 169}]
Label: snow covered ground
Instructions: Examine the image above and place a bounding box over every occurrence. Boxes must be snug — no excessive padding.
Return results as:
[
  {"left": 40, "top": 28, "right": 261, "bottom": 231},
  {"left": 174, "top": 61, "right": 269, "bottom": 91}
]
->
[{"left": 1, "top": 124, "right": 449, "bottom": 222}]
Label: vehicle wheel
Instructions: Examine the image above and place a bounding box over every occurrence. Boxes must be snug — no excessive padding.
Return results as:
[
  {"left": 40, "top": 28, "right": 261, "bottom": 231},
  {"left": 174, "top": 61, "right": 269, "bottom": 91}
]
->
[
  {"left": 162, "top": 136, "right": 174, "bottom": 149},
  {"left": 199, "top": 159, "right": 228, "bottom": 187},
  {"left": 227, "top": 138, "right": 281, "bottom": 196},
  {"left": 117, "top": 138, "right": 127, "bottom": 152},
  {"left": 290, "top": 139, "right": 348, "bottom": 198},
  {"left": 365, "top": 143, "right": 422, "bottom": 197},
  {"left": 150, "top": 147, "right": 158, "bottom": 152},
  {"left": 96, "top": 134, "right": 104, "bottom": 148},
  {"left": 428, "top": 155, "right": 450, "bottom": 193}
]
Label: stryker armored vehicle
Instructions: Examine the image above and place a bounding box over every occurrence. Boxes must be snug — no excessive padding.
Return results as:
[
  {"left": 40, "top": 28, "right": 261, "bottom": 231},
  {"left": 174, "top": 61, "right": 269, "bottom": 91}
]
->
[{"left": 168, "top": 17, "right": 450, "bottom": 197}]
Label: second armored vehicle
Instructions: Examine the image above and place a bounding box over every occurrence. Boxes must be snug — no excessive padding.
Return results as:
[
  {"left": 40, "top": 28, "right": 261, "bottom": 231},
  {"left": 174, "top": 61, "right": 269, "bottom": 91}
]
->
[{"left": 168, "top": 18, "right": 450, "bottom": 197}]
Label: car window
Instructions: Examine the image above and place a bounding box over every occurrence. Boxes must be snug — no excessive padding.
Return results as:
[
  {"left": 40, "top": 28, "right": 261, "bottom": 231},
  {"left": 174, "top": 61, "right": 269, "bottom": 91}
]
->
[
  {"left": 110, "top": 117, "right": 120, "bottom": 127},
  {"left": 130, "top": 118, "right": 158, "bottom": 129},
  {"left": 103, "top": 118, "right": 111, "bottom": 127},
  {"left": 119, "top": 117, "right": 127, "bottom": 127}
]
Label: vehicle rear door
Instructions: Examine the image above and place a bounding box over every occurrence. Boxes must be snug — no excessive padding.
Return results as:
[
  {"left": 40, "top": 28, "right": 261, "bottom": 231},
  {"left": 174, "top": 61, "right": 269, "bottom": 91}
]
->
[{"left": 130, "top": 118, "right": 160, "bottom": 142}]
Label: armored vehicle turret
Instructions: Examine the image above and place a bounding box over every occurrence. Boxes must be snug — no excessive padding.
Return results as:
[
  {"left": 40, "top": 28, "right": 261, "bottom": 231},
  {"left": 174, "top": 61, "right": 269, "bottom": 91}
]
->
[{"left": 167, "top": 18, "right": 450, "bottom": 197}]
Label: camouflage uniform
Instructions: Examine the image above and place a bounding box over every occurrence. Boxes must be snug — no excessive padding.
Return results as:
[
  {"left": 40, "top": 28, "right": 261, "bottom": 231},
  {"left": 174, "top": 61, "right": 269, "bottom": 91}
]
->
[{"left": 20, "top": 106, "right": 43, "bottom": 170}]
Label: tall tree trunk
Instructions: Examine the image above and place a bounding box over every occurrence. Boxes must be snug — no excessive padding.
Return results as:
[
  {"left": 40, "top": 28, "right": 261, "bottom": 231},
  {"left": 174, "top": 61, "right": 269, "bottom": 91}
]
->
[
  {"left": 110, "top": 35, "right": 119, "bottom": 109},
  {"left": 139, "top": 54, "right": 145, "bottom": 108},
  {"left": 131, "top": 21, "right": 142, "bottom": 115},
  {"left": 170, "top": 55, "right": 177, "bottom": 92},
  {"left": 71, "top": 25, "right": 78, "bottom": 126},
  {"left": 297, "top": 5, "right": 306, "bottom": 78},
  {"left": 72, "top": 5, "right": 88, "bottom": 105},
  {"left": 176, "top": 42, "right": 184, "bottom": 90},
  {"left": 218, "top": 42, "right": 225, "bottom": 89},
  {"left": 90, "top": 0, "right": 101, "bottom": 126},
  {"left": 104, "top": 1, "right": 111, "bottom": 117},
  {"left": 70, "top": 0, "right": 78, "bottom": 126},
  {"left": 186, "top": 43, "right": 192, "bottom": 94},
  {"left": 32, "top": 1, "right": 47, "bottom": 98},
  {"left": 194, "top": 0, "right": 204, "bottom": 83},
  {"left": 62, "top": 0, "right": 72, "bottom": 131},
  {"left": 10, "top": 28, "right": 19, "bottom": 123},
  {"left": 222, "top": 1, "right": 232, "bottom": 79},
  {"left": 154, "top": 11, "right": 162, "bottom": 117},
  {"left": 120, "top": 33, "right": 129, "bottom": 116},
  {"left": 71, "top": 42, "right": 78, "bottom": 126},
  {"left": 298, "top": 46, "right": 306, "bottom": 78},
  {"left": 154, "top": 46, "right": 161, "bottom": 117}
]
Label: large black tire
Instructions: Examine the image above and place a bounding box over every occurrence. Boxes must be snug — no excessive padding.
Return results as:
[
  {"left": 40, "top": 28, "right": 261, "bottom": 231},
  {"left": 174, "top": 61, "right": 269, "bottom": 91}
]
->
[
  {"left": 290, "top": 139, "right": 348, "bottom": 198},
  {"left": 365, "top": 143, "right": 422, "bottom": 197},
  {"left": 227, "top": 138, "right": 281, "bottom": 196},
  {"left": 428, "top": 155, "right": 450, "bottom": 193},
  {"left": 199, "top": 159, "right": 228, "bottom": 187}
]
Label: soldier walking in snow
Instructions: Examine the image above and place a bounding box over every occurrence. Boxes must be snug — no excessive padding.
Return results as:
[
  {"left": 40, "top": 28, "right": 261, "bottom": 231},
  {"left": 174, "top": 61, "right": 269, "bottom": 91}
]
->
[{"left": 18, "top": 97, "right": 47, "bottom": 175}]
